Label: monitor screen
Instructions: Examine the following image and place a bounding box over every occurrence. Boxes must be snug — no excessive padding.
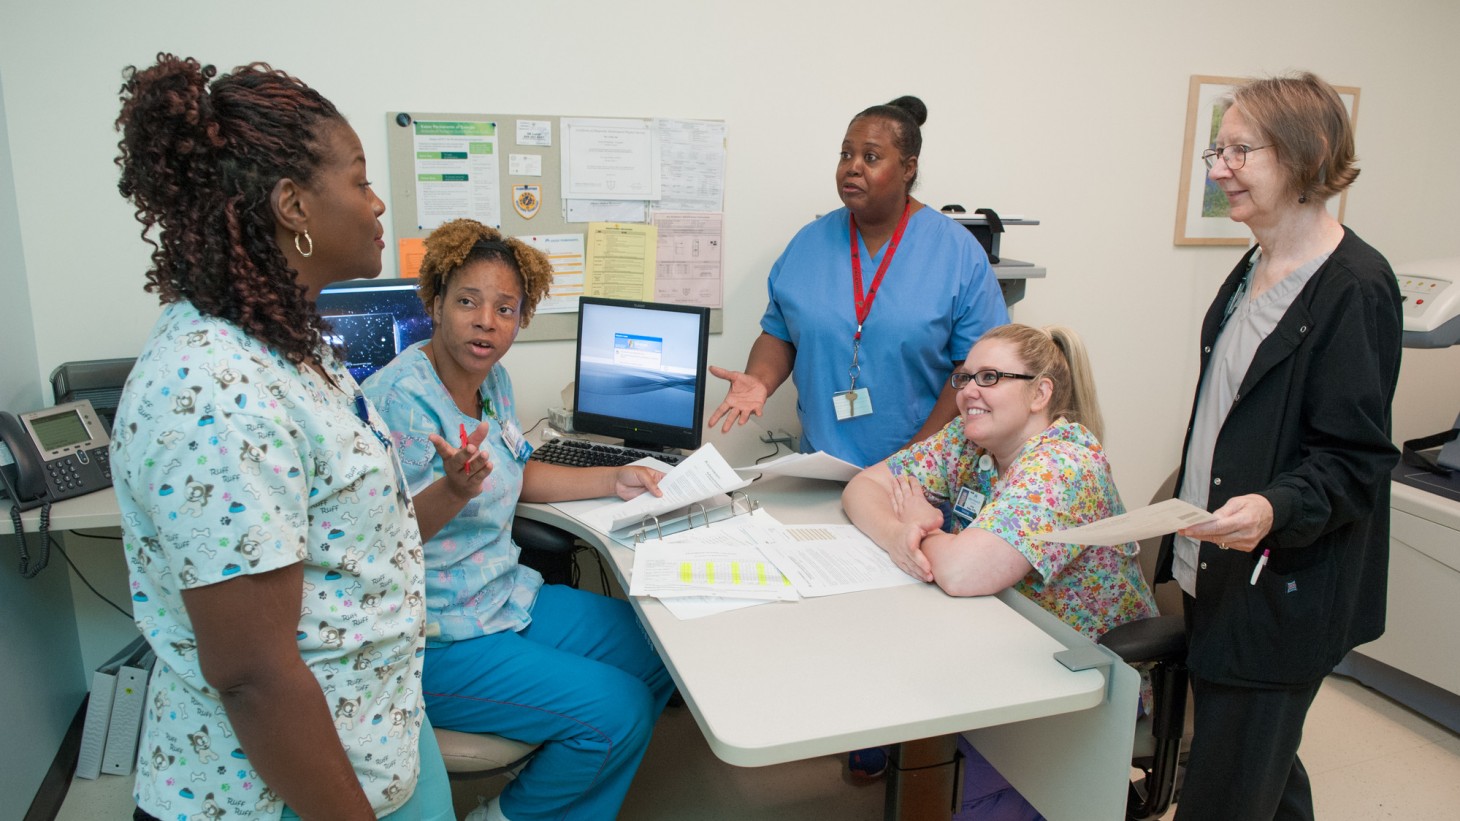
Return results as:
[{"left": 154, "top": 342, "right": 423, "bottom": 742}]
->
[
  {"left": 573, "top": 297, "right": 710, "bottom": 452},
  {"left": 316, "top": 282, "right": 434, "bottom": 383}
]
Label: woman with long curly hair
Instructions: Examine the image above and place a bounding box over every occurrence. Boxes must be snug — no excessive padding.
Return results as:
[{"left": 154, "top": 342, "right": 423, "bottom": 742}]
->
[
  {"left": 111, "top": 54, "right": 450, "bottom": 820},
  {"left": 361, "top": 218, "right": 675, "bottom": 821}
]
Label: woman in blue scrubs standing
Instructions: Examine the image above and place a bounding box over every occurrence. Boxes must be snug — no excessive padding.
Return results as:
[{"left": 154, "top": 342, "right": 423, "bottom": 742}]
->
[{"left": 708, "top": 96, "right": 1008, "bottom": 468}]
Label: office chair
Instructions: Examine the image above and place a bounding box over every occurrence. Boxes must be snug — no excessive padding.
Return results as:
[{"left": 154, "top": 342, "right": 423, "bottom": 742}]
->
[
  {"left": 512, "top": 517, "right": 581, "bottom": 587},
  {"left": 435, "top": 728, "right": 540, "bottom": 780},
  {"left": 1097, "top": 470, "right": 1190, "bottom": 821}
]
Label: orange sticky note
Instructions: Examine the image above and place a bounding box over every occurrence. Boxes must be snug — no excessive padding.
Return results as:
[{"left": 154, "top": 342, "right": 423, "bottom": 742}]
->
[{"left": 398, "top": 238, "right": 426, "bottom": 279}]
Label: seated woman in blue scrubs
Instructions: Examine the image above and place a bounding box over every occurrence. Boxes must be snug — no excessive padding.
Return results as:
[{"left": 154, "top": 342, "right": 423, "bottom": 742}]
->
[
  {"left": 844, "top": 323, "right": 1157, "bottom": 817},
  {"left": 362, "top": 218, "right": 676, "bottom": 821}
]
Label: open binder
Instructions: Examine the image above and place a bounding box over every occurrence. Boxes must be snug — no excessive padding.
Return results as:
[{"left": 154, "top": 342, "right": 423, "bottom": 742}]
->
[{"left": 629, "top": 491, "right": 760, "bottom": 544}]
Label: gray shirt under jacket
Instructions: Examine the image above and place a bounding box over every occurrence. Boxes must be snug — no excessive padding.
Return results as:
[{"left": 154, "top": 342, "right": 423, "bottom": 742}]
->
[{"left": 1174, "top": 248, "right": 1329, "bottom": 596}]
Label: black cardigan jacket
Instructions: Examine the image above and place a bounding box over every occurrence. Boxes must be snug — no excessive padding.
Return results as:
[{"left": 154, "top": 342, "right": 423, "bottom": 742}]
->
[{"left": 1156, "top": 228, "right": 1403, "bottom": 686}]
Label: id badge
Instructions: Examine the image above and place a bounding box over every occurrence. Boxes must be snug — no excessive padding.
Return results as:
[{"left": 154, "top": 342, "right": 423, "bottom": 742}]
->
[
  {"left": 832, "top": 388, "right": 873, "bottom": 421},
  {"left": 500, "top": 419, "right": 532, "bottom": 463},
  {"left": 952, "top": 485, "right": 986, "bottom": 528}
]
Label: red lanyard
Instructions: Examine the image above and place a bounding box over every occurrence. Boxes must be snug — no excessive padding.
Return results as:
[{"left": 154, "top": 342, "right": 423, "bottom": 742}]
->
[{"left": 848, "top": 199, "right": 913, "bottom": 341}]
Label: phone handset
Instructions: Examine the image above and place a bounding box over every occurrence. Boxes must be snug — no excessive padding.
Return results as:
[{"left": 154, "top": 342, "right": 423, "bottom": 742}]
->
[{"left": 0, "top": 411, "right": 48, "bottom": 507}]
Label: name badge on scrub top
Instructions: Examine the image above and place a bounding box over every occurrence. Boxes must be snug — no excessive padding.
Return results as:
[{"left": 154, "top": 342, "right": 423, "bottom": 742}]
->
[
  {"left": 500, "top": 419, "right": 532, "bottom": 463},
  {"left": 952, "top": 485, "right": 986, "bottom": 528},
  {"left": 833, "top": 388, "right": 873, "bottom": 421}
]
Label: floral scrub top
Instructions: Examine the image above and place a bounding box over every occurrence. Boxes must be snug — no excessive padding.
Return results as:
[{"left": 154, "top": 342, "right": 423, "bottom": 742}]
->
[
  {"left": 886, "top": 418, "right": 1157, "bottom": 642},
  {"left": 361, "top": 343, "right": 542, "bottom": 647},
  {"left": 112, "top": 301, "right": 429, "bottom": 820}
]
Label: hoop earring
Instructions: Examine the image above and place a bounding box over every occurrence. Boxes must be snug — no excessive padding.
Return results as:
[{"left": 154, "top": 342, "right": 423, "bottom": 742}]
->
[{"left": 294, "top": 231, "right": 314, "bottom": 258}]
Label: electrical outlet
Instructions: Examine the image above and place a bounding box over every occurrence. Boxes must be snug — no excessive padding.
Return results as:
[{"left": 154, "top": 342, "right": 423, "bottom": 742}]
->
[{"left": 759, "top": 430, "right": 796, "bottom": 449}]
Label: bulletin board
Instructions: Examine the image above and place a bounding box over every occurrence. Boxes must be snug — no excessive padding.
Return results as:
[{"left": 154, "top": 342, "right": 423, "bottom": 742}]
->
[{"left": 385, "top": 111, "right": 724, "bottom": 342}]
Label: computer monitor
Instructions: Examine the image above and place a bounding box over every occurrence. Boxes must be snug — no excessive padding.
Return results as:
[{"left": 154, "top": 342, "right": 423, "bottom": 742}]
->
[
  {"left": 572, "top": 297, "right": 710, "bottom": 452},
  {"left": 315, "top": 281, "right": 434, "bottom": 383}
]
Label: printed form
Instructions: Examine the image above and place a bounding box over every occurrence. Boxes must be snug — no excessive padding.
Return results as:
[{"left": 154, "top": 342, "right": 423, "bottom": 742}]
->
[
  {"left": 756, "top": 524, "right": 924, "bottom": 597},
  {"left": 1029, "top": 498, "right": 1216, "bottom": 545}
]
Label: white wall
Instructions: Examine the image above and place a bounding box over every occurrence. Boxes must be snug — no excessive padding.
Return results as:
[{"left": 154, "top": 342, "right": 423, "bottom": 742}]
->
[
  {"left": 3, "top": 0, "right": 1459, "bottom": 507},
  {"left": 0, "top": 65, "right": 89, "bottom": 820}
]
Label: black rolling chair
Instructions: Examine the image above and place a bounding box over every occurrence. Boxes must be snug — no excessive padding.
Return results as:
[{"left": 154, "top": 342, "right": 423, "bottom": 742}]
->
[
  {"left": 1097, "top": 471, "right": 1190, "bottom": 821},
  {"left": 512, "top": 517, "right": 581, "bottom": 587}
]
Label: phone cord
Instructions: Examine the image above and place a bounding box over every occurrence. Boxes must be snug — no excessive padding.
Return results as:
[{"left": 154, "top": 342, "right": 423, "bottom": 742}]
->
[{"left": 9, "top": 501, "right": 50, "bottom": 578}]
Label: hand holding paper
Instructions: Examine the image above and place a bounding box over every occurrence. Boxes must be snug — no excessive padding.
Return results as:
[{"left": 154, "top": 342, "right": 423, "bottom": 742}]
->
[
  {"left": 575, "top": 443, "right": 751, "bottom": 533},
  {"left": 1029, "top": 498, "right": 1216, "bottom": 546}
]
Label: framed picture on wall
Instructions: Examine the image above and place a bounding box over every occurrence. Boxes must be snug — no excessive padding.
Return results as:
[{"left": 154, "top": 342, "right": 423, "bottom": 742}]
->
[{"left": 1173, "top": 74, "right": 1361, "bottom": 246}]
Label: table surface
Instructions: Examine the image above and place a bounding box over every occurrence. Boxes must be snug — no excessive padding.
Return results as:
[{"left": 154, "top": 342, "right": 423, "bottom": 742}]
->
[
  {"left": 8, "top": 480, "right": 1109, "bottom": 768},
  {"left": 518, "top": 474, "right": 1108, "bottom": 768},
  {"left": 13, "top": 474, "right": 1129, "bottom": 818}
]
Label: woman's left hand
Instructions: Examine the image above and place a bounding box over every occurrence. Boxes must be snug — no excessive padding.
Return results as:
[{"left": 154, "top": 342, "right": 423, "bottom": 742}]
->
[
  {"left": 428, "top": 423, "right": 494, "bottom": 500},
  {"left": 612, "top": 466, "right": 665, "bottom": 500},
  {"left": 1178, "top": 493, "right": 1274, "bottom": 552},
  {"left": 889, "top": 474, "right": 943, "bottom": 533}
]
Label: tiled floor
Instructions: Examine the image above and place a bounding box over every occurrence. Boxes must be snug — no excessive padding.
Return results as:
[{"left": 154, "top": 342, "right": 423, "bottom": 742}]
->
[{"left": 53, "top": 675, "right": 1460, "bottom": 820}]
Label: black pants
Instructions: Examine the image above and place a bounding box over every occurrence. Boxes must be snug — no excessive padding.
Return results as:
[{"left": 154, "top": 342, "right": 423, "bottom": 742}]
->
[{"left": 1175, "top": 673, "right": 1323, "bottom": 821}]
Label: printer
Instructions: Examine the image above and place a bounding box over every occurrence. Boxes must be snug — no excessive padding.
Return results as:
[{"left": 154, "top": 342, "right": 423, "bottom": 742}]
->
[
  {"left": 50, "top": 358, "right": 136, "bottom": 436},
  {"left": 1339, "top": 257, "right": 1460, "bottom": 732}
]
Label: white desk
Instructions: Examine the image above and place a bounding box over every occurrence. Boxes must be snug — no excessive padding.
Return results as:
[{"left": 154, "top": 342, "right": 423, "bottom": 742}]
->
[
  {"left": 10, "top": 479, "right": 1139, "bottom": 821},
  {"left": 519, "top": 475, "right": 1140, "bottom": 821},
  {"left": 0, "top": 488, "right": 124, "bottom": 536}
]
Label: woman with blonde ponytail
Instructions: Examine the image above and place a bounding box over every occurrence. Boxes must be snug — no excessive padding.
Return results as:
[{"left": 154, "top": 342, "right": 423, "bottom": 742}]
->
[{"left": 842, "top": 322, "right": 1157, "bottom": 814}]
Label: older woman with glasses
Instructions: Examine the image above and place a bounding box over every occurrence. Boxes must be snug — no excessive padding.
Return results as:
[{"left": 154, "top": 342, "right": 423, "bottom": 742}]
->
[
  {"left": 1158, "top": 73, "right": 1402, "bottom": 821},
  {"left": 843, "top": 323, "right": 1156, "bottom": 817}
]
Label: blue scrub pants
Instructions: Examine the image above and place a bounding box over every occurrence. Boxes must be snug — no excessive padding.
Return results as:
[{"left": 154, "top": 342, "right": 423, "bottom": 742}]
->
[{"left": 422, "top": 584, "right": 674, "bottom": 821}]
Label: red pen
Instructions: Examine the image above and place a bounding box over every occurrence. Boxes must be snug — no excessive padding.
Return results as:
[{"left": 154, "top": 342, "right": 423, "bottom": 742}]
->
[{"left": 458, "top": 423, "right": 471, "bottom": 473}]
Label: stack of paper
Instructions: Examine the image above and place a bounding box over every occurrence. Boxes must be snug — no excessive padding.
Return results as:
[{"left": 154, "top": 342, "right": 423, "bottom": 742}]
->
[
  {"left": 628, "top": 511, "right": 924, "bottom": 620},
  {"left": 756, "top": 524, "right": 921, "bottom": 597},
  {"left": 629, "top": 509, "right": 797, "bottom": 602}
]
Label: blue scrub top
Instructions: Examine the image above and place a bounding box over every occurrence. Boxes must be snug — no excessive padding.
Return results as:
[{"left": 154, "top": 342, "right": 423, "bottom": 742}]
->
[{"left": 761, "top": 206, "right": 1008, "bottom": 467}]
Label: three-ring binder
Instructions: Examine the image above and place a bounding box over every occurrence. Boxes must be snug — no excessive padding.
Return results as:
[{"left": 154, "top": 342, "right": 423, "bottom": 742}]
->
[{"left": 631, "top": 491, "right": 760, "bottom": 544}]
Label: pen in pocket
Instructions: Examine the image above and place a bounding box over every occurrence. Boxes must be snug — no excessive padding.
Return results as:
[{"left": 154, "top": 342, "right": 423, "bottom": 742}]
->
[{"left": 1250, "top": 548, "right": 1270, "bottom": 585}]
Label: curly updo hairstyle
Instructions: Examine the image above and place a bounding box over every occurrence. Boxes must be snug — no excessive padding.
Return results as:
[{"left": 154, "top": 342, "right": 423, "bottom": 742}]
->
[
  {"left": 415, "top": 219, "right": 554, "bottom": 326},
  {"left": 851, "top": 95, "right": 928, "bottom": 190},
  {"left": 115, "top": 53, "right": 345, "bottom": 367}
]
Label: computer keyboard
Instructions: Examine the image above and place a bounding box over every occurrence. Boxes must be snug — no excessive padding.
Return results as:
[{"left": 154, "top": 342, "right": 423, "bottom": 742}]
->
[{"left": 530, "top": 438, "right": 684, "bottom": 468}]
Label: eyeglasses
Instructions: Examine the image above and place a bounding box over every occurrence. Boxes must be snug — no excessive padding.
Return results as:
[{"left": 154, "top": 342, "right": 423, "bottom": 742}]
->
[
  {"left": 950, "top": 369, "right": 1036, "bottom": 390},
  {"left": 1202, "top": 144, "right": 1271, "bottom": 170}
]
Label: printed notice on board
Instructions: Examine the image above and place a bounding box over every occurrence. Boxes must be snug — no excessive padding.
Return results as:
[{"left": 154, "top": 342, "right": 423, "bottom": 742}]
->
[
  {"left": 652, "top": 211, "right": 722, "bottom": 307},
  {"left": 521, "top": 234, "right": 586, "bottom": 314},
  {"left": 584, "top": 222, "right": 657, "bottom": 301},
  {"left": 561, "top": 118, "right": 660, "bottom": 201},
  {"left": 516, "top": 119, "right": 552, "bottom": 146},
  {"left": 412, "top": 121, "right": 502, "bottom": 230},
  {"left": 654, "top": 119, "right": 726, "bottom": 212}
]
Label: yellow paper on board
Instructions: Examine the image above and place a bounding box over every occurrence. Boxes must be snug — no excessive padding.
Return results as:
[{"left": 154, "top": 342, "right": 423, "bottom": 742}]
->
[{"left": 584, "top": 222, "right": 657, "bottom": 301}]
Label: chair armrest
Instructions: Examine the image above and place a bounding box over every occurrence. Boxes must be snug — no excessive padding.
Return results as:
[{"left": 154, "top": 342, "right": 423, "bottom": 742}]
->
[
  {"left": 1097, "top": 615, "right": 1187, "bottom": 664},
  {"left": 512, "top": 517, "right": 578, "bottom": 554}
]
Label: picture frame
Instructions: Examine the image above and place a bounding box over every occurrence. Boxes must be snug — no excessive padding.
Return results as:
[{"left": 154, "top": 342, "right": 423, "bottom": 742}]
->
[{"left": 1173, "top": 75, "right": 1360, "bottom": 246}]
